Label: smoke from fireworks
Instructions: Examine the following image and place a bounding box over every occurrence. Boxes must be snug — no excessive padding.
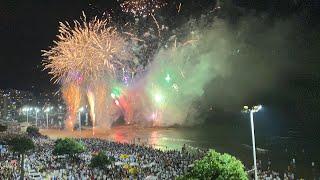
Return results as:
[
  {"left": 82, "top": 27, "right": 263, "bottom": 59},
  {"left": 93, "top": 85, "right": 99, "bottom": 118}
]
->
[
  {"left": 42, "top": 1, "right": 310, "bottom": 133},
  {"left": 62, "top": 83, "right": 82, "bottom": 131},
  {"left": 87, "top": 89, "right": 96, "bottom": 133}
]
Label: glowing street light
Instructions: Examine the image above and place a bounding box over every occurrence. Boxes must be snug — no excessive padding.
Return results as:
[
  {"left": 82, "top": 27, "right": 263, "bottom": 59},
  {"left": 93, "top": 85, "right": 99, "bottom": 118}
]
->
[{"left": 243, "top": 105, "right": 262, "bottom": 180}]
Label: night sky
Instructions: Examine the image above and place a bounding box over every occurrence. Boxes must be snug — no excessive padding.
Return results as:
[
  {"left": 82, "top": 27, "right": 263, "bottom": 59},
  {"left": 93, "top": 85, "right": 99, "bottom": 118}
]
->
[
  {"left": 0, "top": 0, "right": 318, "bottom": 91},
  {"left": 0, "top": 0, "right": 203, "bottom": 91},
  {"left": 0, "top": 1, "right": 103, "bottom": 91},
  {"left": 0, "top": 0, "right": 320, "bottom": 136}
]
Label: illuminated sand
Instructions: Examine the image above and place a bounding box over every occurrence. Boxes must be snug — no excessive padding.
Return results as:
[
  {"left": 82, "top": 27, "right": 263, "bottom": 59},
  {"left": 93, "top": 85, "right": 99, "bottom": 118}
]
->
[{"left": 40, "top": 126, "right": 193, "bottom": 150}]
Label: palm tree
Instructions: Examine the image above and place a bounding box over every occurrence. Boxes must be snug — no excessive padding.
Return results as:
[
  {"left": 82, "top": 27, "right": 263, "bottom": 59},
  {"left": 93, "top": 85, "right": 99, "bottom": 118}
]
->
[{"left": 7, "top": 135, "right": 35, "bottom": 180}]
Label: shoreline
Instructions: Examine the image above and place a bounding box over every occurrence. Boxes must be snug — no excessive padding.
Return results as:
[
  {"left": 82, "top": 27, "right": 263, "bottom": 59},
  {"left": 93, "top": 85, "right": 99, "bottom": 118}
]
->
[
  {"left": 39, "top": 126, "right": 317, "bottom": 179},
  {"left": 40, "top": 127, "right": 187, "bottom": 151}
]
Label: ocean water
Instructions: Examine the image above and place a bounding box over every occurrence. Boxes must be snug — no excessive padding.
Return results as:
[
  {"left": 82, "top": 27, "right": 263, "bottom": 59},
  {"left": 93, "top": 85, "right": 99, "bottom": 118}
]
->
[{"left": 42, "top": 123, "right": 320, "bottom": 179}]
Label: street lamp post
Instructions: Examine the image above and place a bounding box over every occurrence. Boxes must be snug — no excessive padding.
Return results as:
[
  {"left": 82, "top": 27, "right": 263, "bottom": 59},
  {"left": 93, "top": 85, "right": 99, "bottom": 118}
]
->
[
  {"left": 26, "top": 108, "right": 29, "bottom": 123},
  {"left": 44, "top": 107, "right": 52, "bottom": 129},
  {"left": 243, "top": 105, "right": 262, "bottom": 180},
  {"left": 22, "top": 107, "right": 31, "bottom": 124},
  {"left": 46, "top": 112, "right": 49, "bottom": 129},
  {"left": 35, "top": 108, "right": 40, "bottom": 127}
]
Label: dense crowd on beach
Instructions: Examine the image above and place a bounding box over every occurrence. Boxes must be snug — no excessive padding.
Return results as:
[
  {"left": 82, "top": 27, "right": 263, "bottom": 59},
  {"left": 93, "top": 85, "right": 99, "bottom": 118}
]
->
[
  {"left": 255, "top": 160, "right": 295, "bottom": 180},
  {"left": 0, "top": 137, "right": 202, "bottom": 179},
  {"left": 0, "top": 135, "right": 318, "bottom": 179},
  {"left": 251, "top": 157, "right": 318, "bottom": 179}
]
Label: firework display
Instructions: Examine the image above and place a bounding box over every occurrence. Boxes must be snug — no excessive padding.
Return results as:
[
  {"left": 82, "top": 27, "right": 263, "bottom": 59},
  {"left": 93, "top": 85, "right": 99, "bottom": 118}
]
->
[
  {"left": 43, "top": 1, "right": 224, "bottom": 132},
  {"left": 43, "top": 12, "right": 133, "bottom": 132},
  {"left": 120, "top": 0, "right": 167, "bottom": 17},
  {"left": 43, "top": 18, "right": 128, "bottom": 82},
  {"left": 42, "top": 12, "right": 131, "bottom": 84},
  {"left": 62, "top": 82, "right": 82, "bottom": 131},
  {"left": 120, "top": 0, "right": 167, "bottom": 37}
]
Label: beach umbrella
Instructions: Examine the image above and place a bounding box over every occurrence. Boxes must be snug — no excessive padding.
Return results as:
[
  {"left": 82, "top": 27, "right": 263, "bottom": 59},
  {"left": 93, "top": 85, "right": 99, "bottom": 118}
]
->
[
  {"left": 145, "top": 175, "right": 157, "bottom": 180},
  {"left": 115, "top": 161, "right": 124, "bottom": 166}
]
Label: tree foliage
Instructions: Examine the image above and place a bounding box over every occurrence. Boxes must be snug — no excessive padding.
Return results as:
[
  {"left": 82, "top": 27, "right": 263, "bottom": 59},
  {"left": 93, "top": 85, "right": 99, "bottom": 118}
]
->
[
  {"left": 26, "top": 126, "right": 40, "bottom": 137},
  {"left": 53, "top": 138, "right": 86, "bottom": 157},
  {"left": 180, "top": 149, "right": 248, "bottom": 180},
  {"left": 7, "top": 135, "right": 35, "bottom": 180},
  {"left": 0, "top": 124, "right": 7, "bottom": 132},
  {"left": 90, "top": 151, "right": 114, "bottom": 169},
  {"left": 7, "top": 135, "right": 35, "bottom": 154}
]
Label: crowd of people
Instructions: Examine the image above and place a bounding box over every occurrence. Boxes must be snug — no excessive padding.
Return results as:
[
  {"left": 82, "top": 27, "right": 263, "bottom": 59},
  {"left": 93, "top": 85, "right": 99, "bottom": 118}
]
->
[
  {"left": 0, "top": 136, "right": 203, "bottom": 179},
  {"left": 254, "top": 160, "right": 294, "bottom": 180},
  {"left": 252, "top": 158, "right": 319, "bottom": 180},
  {"left": 0, "top": 134, "right": 318, "bottom": 179}
]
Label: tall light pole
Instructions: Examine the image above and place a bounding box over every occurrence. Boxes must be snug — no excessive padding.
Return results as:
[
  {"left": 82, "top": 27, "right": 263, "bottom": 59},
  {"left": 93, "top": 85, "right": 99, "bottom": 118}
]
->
[
  {"left": 27, "top": 108, "right": 29, "bottom": 123},
  {"left": 78, "top": 107, "right": 84, "bottom": 133},
  {"left": 44, "top": 107, "right": 51, "bottom": 129},
  {"left": 243, "top": 105, "right": 262, "bottom": 180},
  {"left": 22, "top": 107, "right": 31, "bottom": 124},
  {"left": 35, "top": 108, "right": 40, "bottom": 127}
]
